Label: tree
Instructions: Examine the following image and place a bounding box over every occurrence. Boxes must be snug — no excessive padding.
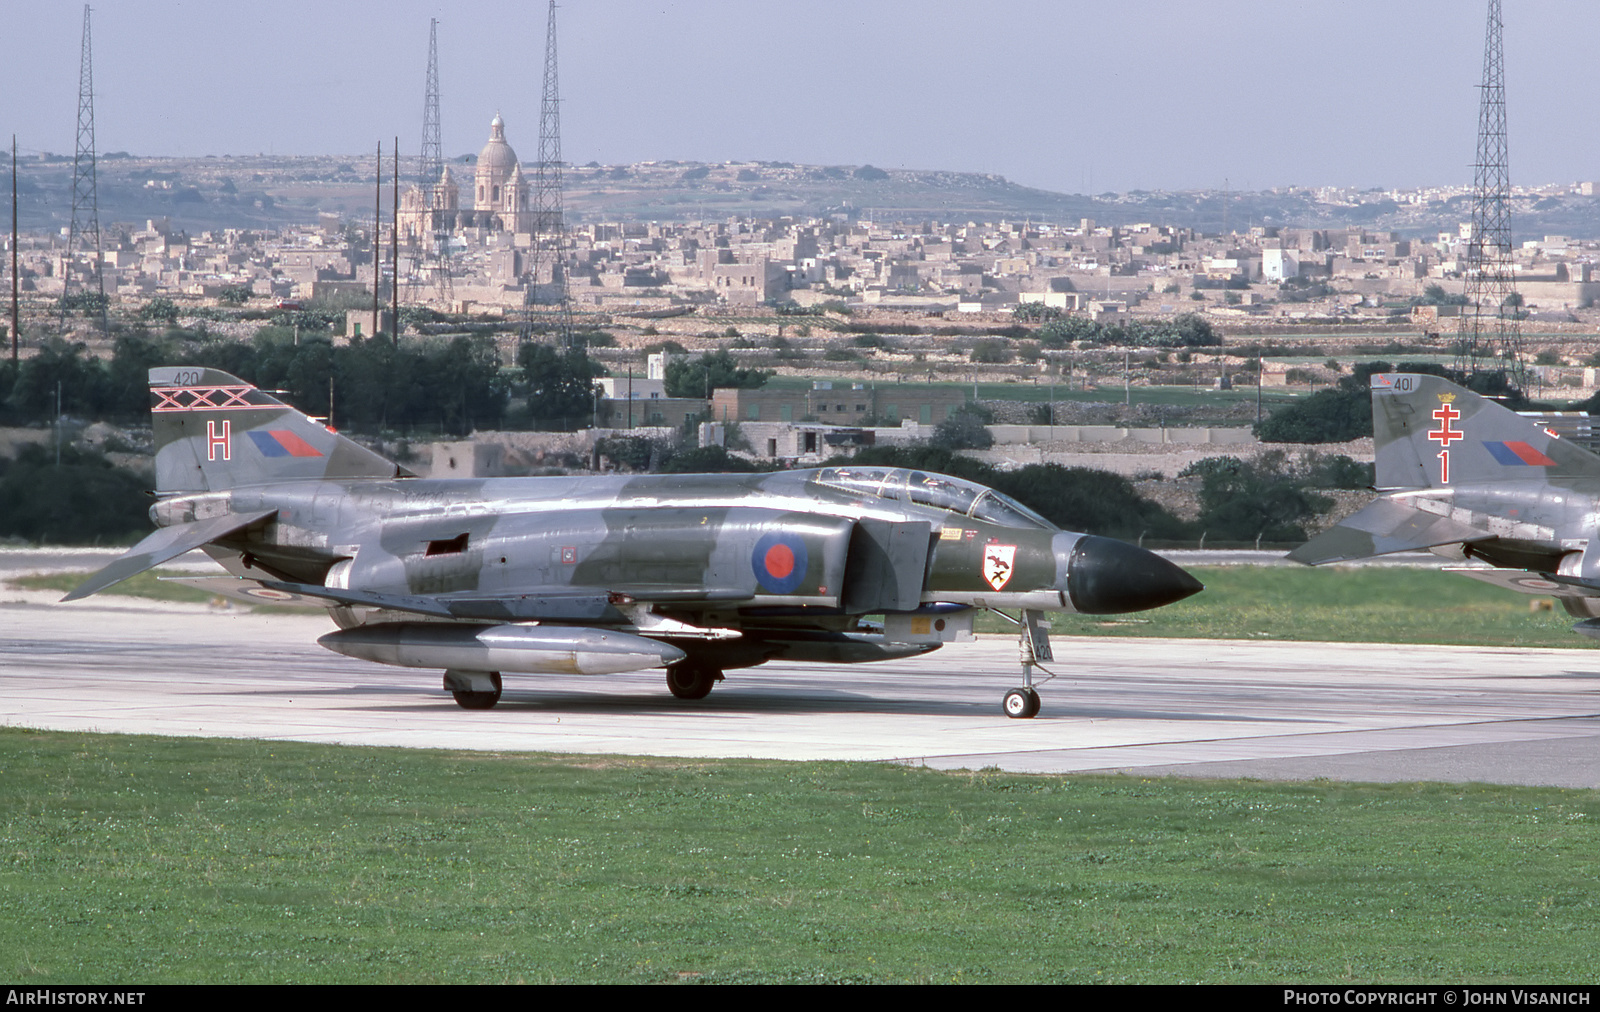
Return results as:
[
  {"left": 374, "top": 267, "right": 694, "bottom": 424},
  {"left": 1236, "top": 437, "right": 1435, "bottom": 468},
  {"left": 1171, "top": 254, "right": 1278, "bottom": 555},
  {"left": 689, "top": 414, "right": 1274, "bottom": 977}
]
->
[
  {"left": 663, "top": 349, "right": 770, "bottom": 398},
  {"left": 658, "top": 445, "right": 772, "bottom": 474},
  {"left": 1013, "top": 302, "right": 1063, "bottom": 322},
  {"left": 138, "top": 298, "right": 180, "bottom": 324},
  {"left": 0, "top": 444, "right": 150, "bottom": 544},
  {"left": 60, "top": 291, "right": 110, "bottom": 318},
  {"left": 519, "top": 342, "right": 604, "bottom": 431},
  {"left": 8, "top": 340, "right": 108, "bottom": 421},
  {"left": 994, "top": 464, "right": 1187, "bottom": 540},
  {"left": 1180, "top": 451, "right": 1333, "bottom": 542},
  {"left": 429, "top": 336, "right": 509, "bottom": 434},
  {"left": 969, "top": 339, "right": 1013, "bottom": 364},
  {"left": 930, "top": 407, "right": 994, "bottom": 451},
  {"left": 1415, "top": 283, "right": 1467, "bottom": 307},
  {"left": 1037, "top": 316, "right": 1098, "bottom": 348}
]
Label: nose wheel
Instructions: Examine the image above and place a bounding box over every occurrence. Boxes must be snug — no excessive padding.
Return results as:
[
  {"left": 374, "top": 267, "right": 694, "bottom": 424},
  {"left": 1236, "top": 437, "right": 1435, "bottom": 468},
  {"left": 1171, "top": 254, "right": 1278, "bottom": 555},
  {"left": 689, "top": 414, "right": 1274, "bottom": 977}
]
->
[{"left": 1003, "top": 686, "right": 1041, "bottom": 719}]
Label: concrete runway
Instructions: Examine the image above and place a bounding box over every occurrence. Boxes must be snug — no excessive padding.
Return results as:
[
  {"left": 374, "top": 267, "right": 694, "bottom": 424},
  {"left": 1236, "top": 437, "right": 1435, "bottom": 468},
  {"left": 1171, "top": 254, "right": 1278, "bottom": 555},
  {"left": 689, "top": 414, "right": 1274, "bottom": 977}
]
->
[{"left": 3, "top": 576, "right": 1598, "bottom": 787}]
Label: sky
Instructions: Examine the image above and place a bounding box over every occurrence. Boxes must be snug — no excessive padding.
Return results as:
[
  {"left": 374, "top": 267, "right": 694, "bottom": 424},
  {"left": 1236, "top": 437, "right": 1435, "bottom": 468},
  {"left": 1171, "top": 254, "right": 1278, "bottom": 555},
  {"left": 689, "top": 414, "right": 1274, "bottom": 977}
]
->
[{"left": 6, "top": 1, "right": 1599, "bottom": 196}]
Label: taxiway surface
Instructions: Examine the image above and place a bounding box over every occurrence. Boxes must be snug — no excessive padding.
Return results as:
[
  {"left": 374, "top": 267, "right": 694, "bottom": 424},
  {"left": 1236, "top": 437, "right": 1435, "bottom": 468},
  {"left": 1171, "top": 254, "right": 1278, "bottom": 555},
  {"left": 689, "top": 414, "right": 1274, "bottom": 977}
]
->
[{"left": 3, "top": 584, "right": 1597, "bottom": 787}]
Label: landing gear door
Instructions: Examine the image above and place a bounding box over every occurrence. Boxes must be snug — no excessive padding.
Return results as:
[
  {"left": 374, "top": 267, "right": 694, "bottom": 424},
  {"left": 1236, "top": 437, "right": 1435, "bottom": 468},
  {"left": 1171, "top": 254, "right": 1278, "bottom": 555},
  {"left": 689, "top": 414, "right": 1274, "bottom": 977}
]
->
[
  {"left": 1022, "top": 607, "right": 1053, "bottom": 663},
  {"left": 842, "top": 519, "right": 933, "bottom": 613}
]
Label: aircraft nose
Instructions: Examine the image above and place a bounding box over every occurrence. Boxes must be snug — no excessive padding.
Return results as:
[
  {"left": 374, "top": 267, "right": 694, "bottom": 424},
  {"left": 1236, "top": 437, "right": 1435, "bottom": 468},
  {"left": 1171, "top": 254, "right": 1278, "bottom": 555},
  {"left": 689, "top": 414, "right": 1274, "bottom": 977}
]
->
[{"left": 1064, "top": 535, "right": 1203, "bottom": 615}]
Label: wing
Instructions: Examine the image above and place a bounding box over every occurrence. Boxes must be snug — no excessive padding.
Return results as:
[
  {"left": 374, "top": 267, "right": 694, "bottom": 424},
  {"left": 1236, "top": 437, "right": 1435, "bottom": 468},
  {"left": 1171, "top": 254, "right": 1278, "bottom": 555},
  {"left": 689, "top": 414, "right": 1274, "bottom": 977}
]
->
[
  {"left": 63, "top": 509, "right": 279, "bottom": 601},
  {"left": 1444, "top": 568, "right": 1600, "bottom": 597},
  {"left": 1285, "top": 497, "right": 1490, "bottom": 566}
]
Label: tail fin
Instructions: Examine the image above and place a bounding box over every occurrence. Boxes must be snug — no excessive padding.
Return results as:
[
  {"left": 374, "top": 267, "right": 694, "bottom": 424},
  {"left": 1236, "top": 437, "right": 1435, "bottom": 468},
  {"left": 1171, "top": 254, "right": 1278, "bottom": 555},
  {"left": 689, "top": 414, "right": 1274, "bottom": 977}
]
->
[
  {"left": 1371, "top": 372, "right": 1600, "bottom": 490},
  {"left": 150, "top": 366, "right": 406, "bottom": 492}
]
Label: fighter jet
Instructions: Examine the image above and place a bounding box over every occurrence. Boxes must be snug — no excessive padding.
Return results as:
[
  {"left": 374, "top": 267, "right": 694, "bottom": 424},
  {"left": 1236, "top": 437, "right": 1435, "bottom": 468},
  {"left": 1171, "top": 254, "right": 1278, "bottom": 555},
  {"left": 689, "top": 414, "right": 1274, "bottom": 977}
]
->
[
  {"left": 1288, "top": 371, "right": 1600, "bottom": 638},
  {"left": 65, "top": 367, "right": 1203, "bottom": 717}
]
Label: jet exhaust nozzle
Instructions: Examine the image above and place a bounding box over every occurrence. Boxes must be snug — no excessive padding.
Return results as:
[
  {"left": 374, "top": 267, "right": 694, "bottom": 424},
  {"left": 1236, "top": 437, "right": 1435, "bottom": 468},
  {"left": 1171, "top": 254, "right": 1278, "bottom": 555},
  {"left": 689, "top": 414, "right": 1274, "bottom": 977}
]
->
[
  {"left": 319, "top": 623, "right": 687, "bottom": 675},
  {"left": 1065, "top": 536, "right": 1203, "bottom": 615}
]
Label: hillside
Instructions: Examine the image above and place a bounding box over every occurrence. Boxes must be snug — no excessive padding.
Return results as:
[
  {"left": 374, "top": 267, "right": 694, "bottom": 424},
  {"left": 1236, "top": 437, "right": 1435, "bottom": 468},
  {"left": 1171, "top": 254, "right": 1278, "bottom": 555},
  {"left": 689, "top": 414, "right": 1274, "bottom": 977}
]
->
[{"left": 13, "top": 153, "right": 1600, "bottom": 239}]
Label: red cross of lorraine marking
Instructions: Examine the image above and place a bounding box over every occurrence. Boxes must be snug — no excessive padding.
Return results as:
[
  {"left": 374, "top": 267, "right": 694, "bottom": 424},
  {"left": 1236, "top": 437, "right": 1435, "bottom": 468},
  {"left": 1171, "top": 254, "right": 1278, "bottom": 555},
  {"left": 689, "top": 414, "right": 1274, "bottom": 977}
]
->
[{"left": 1427, "top": 404, "right": 1462, "bottom": 447}]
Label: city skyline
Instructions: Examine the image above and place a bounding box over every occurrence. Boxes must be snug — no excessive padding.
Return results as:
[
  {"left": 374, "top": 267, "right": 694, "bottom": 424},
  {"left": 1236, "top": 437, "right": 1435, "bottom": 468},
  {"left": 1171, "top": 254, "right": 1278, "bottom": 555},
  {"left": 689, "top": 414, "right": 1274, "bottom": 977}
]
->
[{"left": 7, "top": 1, "right": 1600, "bottom": 198}]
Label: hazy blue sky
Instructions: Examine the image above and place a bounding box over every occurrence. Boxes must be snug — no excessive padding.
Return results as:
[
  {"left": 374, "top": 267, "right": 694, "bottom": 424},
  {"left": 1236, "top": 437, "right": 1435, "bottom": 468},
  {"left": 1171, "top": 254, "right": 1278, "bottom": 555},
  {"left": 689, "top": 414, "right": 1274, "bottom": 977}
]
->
[{"left": 7, "top": 1, "right": 1599, "bottom": 195}]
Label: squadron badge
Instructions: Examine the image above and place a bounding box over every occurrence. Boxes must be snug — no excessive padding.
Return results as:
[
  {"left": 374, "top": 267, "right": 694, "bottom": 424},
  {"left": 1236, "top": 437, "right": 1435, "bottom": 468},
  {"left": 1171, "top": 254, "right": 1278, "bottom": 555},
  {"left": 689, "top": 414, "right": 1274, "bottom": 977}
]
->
[{"left": 982, "top": 544, "right": 1017, "bottom": 591}]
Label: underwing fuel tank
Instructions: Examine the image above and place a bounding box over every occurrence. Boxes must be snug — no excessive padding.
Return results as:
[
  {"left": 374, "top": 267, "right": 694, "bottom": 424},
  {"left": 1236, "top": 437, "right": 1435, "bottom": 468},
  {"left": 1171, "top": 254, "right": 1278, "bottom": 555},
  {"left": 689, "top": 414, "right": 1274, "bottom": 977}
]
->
[{"left": 319, "top": 623, "right": 687, "bottom": 675}]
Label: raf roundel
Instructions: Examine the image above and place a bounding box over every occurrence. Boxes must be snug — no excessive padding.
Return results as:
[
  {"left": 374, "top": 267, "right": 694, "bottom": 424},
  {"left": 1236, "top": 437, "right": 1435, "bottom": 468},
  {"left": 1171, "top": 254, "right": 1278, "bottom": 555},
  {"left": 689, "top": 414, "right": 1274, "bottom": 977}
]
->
[{"left": 751, "top": 531, "right": 809, "bottom": 595}]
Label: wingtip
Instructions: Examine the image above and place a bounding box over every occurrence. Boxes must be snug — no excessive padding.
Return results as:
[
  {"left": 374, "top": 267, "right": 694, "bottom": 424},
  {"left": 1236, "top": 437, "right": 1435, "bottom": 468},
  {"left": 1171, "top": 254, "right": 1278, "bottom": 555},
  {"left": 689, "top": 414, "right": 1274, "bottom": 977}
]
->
[{"left": 61, "top": 576, "right": 107, "bottom": 602}]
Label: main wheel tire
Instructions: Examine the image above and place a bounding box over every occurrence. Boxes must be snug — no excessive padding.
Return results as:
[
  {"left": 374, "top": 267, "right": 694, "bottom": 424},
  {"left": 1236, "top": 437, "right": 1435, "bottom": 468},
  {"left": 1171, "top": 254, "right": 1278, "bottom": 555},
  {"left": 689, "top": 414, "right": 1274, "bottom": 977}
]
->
[
  {"left": 666, "top": 663, "right": 719, "bottom": 700},
  {"left": 1003, "top": 687, "right": 1040, "bottom": 719},
  {"left": 452, "top": 671, "right": 503, "bottom": 710}
]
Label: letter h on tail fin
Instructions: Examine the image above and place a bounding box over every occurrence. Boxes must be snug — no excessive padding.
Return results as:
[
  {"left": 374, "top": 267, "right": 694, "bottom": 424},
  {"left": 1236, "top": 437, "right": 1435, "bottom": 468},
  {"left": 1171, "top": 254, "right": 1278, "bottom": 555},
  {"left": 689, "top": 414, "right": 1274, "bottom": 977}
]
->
[{"left": 149, "top": 367, "right": 404, "bottom": 492}]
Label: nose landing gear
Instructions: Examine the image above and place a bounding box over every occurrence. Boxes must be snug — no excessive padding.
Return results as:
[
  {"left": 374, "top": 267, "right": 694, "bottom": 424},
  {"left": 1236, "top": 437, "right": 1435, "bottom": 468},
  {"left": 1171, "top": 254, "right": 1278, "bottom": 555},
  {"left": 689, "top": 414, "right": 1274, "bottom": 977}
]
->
[{"left": 993, "top": 608, "right": 1056, "bottom": 719}]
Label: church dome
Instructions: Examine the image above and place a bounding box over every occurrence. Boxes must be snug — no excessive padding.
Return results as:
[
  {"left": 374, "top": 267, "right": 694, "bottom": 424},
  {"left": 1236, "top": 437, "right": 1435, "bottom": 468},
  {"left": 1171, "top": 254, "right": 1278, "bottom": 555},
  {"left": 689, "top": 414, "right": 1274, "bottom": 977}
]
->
[{"left": 476, "top": 114, "right": 519, "bottom": 177}]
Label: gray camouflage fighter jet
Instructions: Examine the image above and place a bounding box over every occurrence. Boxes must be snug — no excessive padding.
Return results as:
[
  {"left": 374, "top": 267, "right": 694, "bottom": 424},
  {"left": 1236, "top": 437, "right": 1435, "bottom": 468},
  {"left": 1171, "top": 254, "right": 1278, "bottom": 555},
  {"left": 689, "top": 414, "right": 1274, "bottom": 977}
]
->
[
  {"left": 65, "top": 367, "right": 1202, "bottom": 717},
  {"left": 1289, "top": 372, "right": 1600, "bottom": 639}
]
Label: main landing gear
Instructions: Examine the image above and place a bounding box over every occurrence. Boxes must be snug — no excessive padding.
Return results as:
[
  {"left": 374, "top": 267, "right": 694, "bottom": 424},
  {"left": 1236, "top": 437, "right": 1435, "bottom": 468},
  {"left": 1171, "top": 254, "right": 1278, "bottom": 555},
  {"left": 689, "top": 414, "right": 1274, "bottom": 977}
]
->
[
  {"left": 445, "top": 669, "right": 502, "bottom": 710},
  {"left": 992, "top": 608, "right": 1056, "bottom": 719},
  {"left": 666, "top": 661, "right": 723, "bottom": 700}
]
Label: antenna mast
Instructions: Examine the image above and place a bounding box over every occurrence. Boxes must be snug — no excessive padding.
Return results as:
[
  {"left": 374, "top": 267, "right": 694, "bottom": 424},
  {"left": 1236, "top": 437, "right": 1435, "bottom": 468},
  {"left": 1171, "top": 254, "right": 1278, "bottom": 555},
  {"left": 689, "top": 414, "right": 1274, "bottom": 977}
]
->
[
  {"left": 420, "top": 18, "right": 453, "bottom": 304},
  {"left": 1456, "top": 0, "right": 1522, "bottom": 389},
  {"left": 61, "top": 4, "right": 106, "bottom": 334},
  {"left": 420, "top": 20, "right": 442, "bottom": 190},
  {"left": 525, "top": 0, "right": 573, "bottom": 347}
]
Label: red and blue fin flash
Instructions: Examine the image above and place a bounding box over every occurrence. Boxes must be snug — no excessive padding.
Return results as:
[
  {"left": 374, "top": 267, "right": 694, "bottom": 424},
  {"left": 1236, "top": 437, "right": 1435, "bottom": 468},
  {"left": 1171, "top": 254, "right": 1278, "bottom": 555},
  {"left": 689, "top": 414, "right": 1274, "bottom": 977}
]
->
[
  {"left": 247, "top": 429, "right": 325, "bottom": 458},
  {"left": 1482, "top": 440, "right": 1557, "bottom": 467}
]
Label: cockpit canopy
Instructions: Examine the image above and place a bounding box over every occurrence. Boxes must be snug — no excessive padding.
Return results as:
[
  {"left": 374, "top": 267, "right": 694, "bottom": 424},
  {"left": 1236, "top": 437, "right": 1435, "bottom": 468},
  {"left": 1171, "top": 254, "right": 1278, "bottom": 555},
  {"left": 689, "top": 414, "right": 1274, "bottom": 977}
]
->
[{"left": 813, "top": 466, "right": 1057, "bottom": 531}]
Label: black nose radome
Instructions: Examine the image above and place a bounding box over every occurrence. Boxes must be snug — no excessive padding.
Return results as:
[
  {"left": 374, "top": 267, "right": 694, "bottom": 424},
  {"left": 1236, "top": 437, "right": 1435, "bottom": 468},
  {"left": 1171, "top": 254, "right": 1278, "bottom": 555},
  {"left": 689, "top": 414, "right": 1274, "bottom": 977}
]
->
[{"left": 1066, "top": 536, "right": 1204, "bottom": 615}]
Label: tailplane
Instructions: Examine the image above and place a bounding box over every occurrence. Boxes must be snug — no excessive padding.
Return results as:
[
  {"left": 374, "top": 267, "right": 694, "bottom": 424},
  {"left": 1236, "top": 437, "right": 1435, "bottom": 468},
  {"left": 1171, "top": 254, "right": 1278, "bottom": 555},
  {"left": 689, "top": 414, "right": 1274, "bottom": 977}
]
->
[
  {"left": 150, "top": 366, "right": 406, "bottom": 492},
  {"left": 1370, "top": 373, "right": 1600, "bottom": 490}
]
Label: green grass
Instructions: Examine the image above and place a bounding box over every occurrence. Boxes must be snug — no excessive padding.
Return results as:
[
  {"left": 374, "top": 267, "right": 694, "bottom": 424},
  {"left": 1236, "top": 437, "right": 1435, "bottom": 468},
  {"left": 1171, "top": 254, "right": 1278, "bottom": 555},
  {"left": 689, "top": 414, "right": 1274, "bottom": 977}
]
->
[
  {"left": 1, "top": 728, "right": 1595, "bottom": 983},
  {"left": 1038, "top": 566, "right": 1597, "bottom": 649},
  {"left": 7, "top": 570, "right": 219, "bottom": 604}
]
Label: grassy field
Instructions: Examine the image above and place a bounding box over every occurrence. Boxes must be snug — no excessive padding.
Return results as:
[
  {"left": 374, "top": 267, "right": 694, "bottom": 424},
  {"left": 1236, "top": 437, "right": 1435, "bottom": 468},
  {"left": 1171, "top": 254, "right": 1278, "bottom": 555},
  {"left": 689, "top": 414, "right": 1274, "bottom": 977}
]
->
[
  {"left": 974, "top": 566, "right": 1593, "bottom": 649},
  {"left": 1041, "top": 565, "right": 1597, "bottom": 649},
  {"left": 9, "top": 570, "right": 219, "bottom": 604},
  {"left": 1, "top": 728, "right": 1595, "bottom": 984}
]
